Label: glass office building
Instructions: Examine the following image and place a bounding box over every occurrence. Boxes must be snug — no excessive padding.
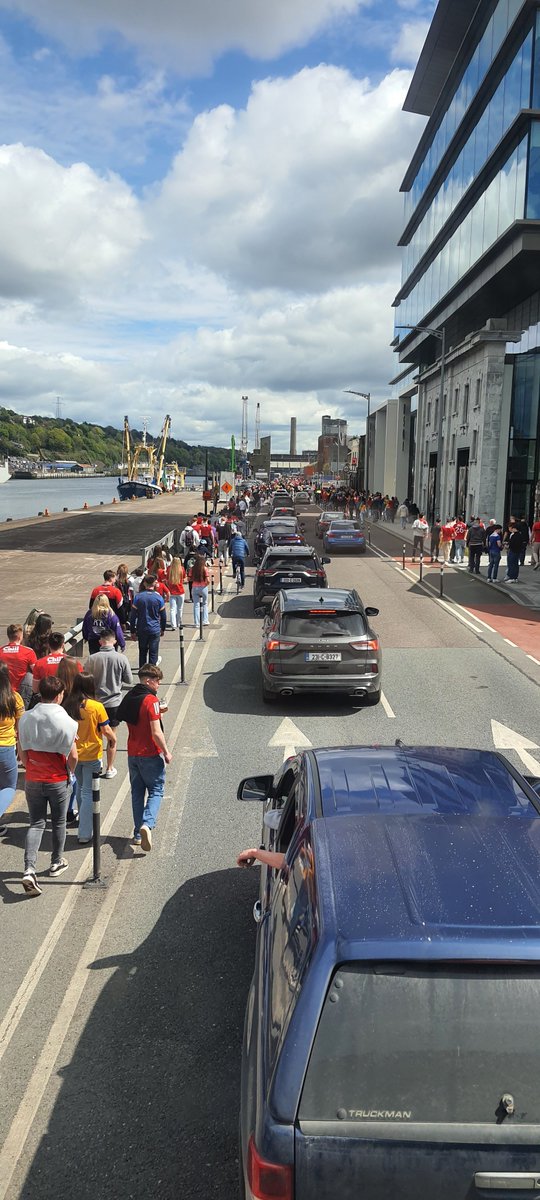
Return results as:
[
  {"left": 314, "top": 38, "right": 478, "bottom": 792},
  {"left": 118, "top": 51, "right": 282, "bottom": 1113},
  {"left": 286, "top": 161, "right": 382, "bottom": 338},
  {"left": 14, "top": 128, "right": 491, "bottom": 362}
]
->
[{"left": 394, "top": 0, "right": 540, "bottom": 522}]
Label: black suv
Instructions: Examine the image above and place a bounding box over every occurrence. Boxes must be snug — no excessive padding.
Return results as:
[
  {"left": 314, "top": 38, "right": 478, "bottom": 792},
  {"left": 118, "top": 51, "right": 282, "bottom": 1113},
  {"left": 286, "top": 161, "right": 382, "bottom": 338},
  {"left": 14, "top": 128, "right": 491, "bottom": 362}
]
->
[{"left": 253, "top": 545, "right": 329, "bottom": 612}]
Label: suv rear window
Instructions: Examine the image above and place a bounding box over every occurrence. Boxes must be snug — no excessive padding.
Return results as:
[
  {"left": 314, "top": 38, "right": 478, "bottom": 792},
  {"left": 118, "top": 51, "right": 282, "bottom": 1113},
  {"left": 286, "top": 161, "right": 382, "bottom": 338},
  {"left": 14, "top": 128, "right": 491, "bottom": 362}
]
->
[
  {"left": 263, "top": 557, "right": 317, "bottom": 571},
  {"left": 299, "top": 963, "right": 540, "bottom": 1124},
  {"left": 281, "top": 612, "right": 366, "bottom": 637}
]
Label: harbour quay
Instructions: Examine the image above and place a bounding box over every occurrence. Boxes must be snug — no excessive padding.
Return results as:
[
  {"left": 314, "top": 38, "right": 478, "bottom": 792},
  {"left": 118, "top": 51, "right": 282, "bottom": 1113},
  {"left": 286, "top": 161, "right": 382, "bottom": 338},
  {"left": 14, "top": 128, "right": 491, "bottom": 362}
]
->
[{"left": 0, "top": 492, "right": 201, "bottom": 633}]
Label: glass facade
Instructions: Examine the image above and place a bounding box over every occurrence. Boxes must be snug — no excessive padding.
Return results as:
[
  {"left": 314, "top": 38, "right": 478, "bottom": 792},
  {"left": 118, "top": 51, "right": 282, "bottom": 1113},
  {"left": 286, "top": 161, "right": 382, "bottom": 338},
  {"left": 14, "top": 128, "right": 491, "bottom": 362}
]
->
[
  {"left": 396, "top": 134, "right": 528, "bottom": 331},
  {"left": 507, "top": 350, "right": 540, "bottom": 517},
  {"left": 402, "top": 31, "right": 532, "bottom": 281},
  {"left": 405, "top": 0, "right": 525, "bottom": 222}
]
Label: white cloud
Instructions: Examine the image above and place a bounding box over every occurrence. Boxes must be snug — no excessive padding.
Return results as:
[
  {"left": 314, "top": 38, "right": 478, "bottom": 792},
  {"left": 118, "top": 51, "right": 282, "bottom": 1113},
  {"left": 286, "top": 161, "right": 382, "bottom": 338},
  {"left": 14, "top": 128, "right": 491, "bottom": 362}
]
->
[
  {"left": 152, "top": 65, "right": 420, "bottom": 293},
  {"left": 0, "top": 144, "right": 145, "bottom": 305},
  {"left": 391, "top": 19, "right": 430, "bottom": 65},
  {"left": 0, "top": 0, "right": 369, "bottom": 70}
]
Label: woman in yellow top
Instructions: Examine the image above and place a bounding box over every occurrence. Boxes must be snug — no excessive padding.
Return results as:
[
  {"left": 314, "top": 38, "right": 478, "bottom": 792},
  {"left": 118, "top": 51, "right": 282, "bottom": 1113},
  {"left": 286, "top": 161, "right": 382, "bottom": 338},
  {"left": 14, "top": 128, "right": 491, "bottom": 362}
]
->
[
  {"left": 65, "top": 673, "right": 116, "bottom": 845},
  {"left": 0, "top": 662, "right": 24, "bottom": 836}
]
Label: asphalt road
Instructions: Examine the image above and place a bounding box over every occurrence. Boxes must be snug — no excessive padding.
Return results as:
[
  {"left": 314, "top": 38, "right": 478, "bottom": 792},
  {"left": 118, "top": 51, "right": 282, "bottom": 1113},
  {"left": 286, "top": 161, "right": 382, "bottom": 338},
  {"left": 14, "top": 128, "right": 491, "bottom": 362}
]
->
[{"left": 1, "top": 503, "right": 540, "bottom": 1198}]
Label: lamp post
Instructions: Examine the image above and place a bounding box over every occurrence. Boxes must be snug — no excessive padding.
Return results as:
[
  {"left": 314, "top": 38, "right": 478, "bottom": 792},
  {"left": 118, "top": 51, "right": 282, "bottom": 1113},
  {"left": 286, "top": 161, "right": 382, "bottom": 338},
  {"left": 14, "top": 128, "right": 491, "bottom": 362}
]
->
[
  {"left": 395, "top": 324, "right": 446, "bottom": 523},
  {"left": 344, "top": 390, "right": 370, "bottom": 495}
]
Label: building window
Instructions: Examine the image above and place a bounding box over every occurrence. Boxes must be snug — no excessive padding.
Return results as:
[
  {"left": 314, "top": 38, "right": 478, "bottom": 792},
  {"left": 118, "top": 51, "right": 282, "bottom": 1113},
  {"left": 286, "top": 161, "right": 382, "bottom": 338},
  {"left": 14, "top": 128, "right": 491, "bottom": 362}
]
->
[
  {"left": 442, "top": 393, "right": 447, "bottom": 418},
  {"left": 474, "top": 377, "right": 482, "bottom": 409},
  {"left": 453, "top": 387, "right": 459, "bottom": 415},
  {"left": 434, "top": 397, "right": 439, "bottom": 429},
  {"left": 450, "top": 433, "right": 456, "bottom": 461},
  {"left": 426, "top": 399, "right": 431, "bottom": 425},
  {"left": 463, "top": 383, "right": 470, "bottom": 425},
  {"left": 471, "top": 429, "right": 478, "bottom": 460}
]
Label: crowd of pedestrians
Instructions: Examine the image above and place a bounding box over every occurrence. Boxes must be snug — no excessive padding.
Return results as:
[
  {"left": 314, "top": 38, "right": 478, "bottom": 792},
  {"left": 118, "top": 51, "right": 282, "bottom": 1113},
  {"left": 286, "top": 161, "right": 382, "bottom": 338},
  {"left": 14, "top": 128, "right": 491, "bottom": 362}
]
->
[{"left": 405, "top": 511, "right": 540, "bottom": 583}]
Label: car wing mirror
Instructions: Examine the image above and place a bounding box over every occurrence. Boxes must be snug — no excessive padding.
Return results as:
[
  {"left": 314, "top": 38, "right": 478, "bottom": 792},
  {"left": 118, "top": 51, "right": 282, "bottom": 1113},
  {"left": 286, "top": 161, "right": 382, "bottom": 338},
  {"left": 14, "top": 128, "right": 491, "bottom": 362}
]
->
[
  {"left": 322, "top": 557, "right": 331, "bottom": 564},
  {"left": 237, "top": 774, "right": 274, "bottom": 801},
  {"left": 365, "top": 606, "right": 379, "bottom": 617}
]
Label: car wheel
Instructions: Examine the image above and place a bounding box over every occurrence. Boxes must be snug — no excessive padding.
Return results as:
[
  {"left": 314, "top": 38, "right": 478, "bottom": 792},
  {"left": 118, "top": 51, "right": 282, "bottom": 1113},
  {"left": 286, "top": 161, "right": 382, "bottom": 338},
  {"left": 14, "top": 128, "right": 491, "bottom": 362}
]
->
[
  {"left": 262, "top": 680, "right": 277, "bottom": 704},
  {"left": 365, "top": 687, "right": 381, "bottom": 706}
]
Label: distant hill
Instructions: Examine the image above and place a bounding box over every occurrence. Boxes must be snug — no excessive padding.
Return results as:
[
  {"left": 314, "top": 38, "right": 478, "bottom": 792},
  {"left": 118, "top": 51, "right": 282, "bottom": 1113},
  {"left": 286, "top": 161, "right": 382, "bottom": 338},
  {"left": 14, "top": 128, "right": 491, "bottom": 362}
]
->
[{"left": 0, "top": 408, "right": 231, "bottom": 471}]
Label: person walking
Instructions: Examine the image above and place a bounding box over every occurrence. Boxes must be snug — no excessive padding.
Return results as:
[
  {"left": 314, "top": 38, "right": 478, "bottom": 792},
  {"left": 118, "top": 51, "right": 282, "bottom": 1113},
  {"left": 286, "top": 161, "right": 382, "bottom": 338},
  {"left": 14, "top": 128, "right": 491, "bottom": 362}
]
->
[
  {"left": 130, "top": 575, "right": 166, "bottom": 668},
  {"left": 31, "top": 632, "right": 83, "bottom": 693},
  {"left": 530, "top": 514, "right": 540, "bottom": 569},
  {"left": 396, "top": 501, "right": 408, "bottom": 530},
  {"left": 466, "top": 518, "right": 485, "bottom": 575},
  {"left": 0, "top": 664, "right": 23, "bottom": 837},
  {"left": 89, "top": 570, "right": 123, "bottom": 615},
  {"left": 166, "top": 557, "right": 186, "bottom": 629},
  {"left": 517, "top": 516, "right": 530, "bottom": 567},
  {"left": 411, "top": 513, "right": 429, "bottom": 562},
  {"left": 439, "top": 520, "right": 454, "bottom": 563},
  {"left": 229, "top": 528, "right": 250, "bottom": 587},
  {"left": 84, "top": 628, "right": 133, "bottom": 765},
  {"left": 0, "top": 623, "right": 37, "bottom": 708},
  {"left": 504, "top": 523, "right": 523, "bottom": 582},
  {"left": 82, "top": 594, "right": 125, "bottom": 656},
  {"left": 25, "top": 614, "right": 53, "bottom": 660},
  {"left": 64, "top": 673, "right": 116, "bottom": 844},
  {"left": 430, "top": 518, "right": 442, "bottom": 563},
  {"left": 453, "top": 516, "right": 468, "bottom": 564},
  {"left": 116, "top": 663, "right": 171, "bottom": 852},
  {"left": 486, "top": 524, "right": 503, "bottom": 581},
  {"left": 191, "top": 554, "right": 212, "bottom": 627},
  {"left": 19, "top": 676, "right": 78, "bottom": 896}
]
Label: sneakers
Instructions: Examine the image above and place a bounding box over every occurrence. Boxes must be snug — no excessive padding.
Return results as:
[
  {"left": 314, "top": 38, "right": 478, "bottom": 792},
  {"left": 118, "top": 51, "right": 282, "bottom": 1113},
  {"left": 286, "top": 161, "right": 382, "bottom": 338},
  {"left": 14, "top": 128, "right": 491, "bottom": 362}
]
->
[
  {"left": 0, "top": 824, "right": 7, "bottom": 836},
  {"left": 102, "top": 767, "right": 118, "bottom": 780},
  {"left": 50, "top": 858, "right": 69, "bottom": 876},
  {"left": 156, "top": 656, "right": 162, "bottom": 666},
  {"left": 66, "top": 811, "right": 79, "bottom": 826},
  {"left": 22, "top": 871, "right": 42, "bottom": 896},
  {"left": 78, "top": 836, "right": 92, "bottom": 845},
  {"left": 132, "top": 833, "right": 142, "bottom": 846},
  {"left": 140, "top": 824, "right": 152, "bottom": 853}
]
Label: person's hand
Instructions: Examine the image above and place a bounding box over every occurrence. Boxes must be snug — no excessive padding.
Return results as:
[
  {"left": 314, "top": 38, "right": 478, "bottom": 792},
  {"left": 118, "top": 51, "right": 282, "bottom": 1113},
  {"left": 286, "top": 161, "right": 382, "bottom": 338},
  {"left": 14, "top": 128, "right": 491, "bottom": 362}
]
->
[
  {"left": 237, "top": 849, "right": 257, "bottom": 867},
  {"left": 163, "top": 750, "right": 172, "bottom": 764}
]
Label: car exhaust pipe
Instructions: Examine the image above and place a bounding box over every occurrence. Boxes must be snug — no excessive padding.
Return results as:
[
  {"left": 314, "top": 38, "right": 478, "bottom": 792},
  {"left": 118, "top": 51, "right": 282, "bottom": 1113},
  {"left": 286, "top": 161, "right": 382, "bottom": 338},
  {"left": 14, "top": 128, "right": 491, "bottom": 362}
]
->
[
  {"left": 280, "top": 688, "right": 294, "bottom": 696},
  {"left": 353, "top": 688, "right": 367, "bottom": 697}
]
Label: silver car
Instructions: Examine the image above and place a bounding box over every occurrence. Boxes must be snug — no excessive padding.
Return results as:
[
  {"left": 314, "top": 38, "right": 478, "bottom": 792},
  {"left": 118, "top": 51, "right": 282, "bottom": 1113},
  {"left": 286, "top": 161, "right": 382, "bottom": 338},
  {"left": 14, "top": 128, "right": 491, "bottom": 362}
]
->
[{"left": 260, "top": 587, "right": 381, "bottom": 704}]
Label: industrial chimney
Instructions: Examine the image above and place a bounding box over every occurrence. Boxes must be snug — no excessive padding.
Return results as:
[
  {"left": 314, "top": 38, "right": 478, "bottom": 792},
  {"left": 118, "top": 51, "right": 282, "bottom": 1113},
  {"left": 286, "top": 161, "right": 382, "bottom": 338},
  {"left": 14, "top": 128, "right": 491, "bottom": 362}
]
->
[{"left": 290, "top": 417, "right": 297, "bottom": 457}]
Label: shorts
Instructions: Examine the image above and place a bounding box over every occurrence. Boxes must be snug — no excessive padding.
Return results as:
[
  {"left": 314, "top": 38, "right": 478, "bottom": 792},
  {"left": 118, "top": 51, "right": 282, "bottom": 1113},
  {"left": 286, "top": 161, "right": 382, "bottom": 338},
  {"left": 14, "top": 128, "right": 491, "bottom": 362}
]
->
[{"left": 105, "top": 704, "right": 121, "bottom": 728}]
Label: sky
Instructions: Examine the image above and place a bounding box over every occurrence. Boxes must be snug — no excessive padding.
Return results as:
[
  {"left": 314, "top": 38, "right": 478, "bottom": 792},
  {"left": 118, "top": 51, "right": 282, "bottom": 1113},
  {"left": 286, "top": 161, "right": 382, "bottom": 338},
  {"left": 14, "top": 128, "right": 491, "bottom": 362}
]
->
[{"left": 0, "top": 0, "right": 436, "bottom": 453}]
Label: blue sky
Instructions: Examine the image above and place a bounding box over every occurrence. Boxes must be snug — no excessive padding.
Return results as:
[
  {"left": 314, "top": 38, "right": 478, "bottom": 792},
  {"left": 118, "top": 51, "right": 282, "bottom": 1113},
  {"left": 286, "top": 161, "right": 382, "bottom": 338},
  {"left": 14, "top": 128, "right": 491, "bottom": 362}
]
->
[{"left": 0, "top": 0, "right": 435, "bottom": 451}]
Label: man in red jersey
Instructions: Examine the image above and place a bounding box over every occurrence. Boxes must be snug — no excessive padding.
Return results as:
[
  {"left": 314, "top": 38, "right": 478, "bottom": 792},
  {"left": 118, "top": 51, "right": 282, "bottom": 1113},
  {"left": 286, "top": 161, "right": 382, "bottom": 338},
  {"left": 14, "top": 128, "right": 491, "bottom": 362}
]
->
[
  {"left": 0, "top": 623, "right": 37, "bottom": 706},
  {"left": 32, "top": 632, "right": 83, "bottom": 692},
  {"left": 89, "top": 570, "right": 123, "bottom": 614},
  {"left": 116, "top": 663, "right": 171, "bottom": 854}
]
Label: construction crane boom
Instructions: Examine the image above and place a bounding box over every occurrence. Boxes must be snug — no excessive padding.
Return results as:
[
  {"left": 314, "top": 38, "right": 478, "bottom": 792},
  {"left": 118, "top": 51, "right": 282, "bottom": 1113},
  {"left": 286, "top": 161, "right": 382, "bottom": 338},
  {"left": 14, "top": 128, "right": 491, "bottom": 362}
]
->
[
  {"left": 255, "top": 402, "right": 260, "bottom": 450},
  {"left": 156, "top": 415, "right": 171, "bottom": 484},
  {"left": 241, "top": 395, "right": 248, "bottom": 457}
]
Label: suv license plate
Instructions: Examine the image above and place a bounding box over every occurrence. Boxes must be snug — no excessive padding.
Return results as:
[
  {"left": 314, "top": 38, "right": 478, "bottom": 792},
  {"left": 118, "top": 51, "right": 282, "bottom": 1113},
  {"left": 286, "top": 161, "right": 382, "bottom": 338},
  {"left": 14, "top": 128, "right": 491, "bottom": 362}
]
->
[
  {"left": 305, "top": 652, "right": 341, "bottom": 662},
  {"left": 284, "top": 576, "right": 302, "bottom": 583}
]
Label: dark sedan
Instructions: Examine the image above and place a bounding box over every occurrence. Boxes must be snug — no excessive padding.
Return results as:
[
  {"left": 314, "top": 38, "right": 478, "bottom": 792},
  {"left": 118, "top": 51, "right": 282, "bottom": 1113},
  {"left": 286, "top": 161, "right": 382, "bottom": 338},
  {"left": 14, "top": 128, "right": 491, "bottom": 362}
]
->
[
  {"left": 238, "top": 745, "right": 540, "bottom": 1200},
  {"left": 253, "top": 546, "right": 329, "bottom": 613}
]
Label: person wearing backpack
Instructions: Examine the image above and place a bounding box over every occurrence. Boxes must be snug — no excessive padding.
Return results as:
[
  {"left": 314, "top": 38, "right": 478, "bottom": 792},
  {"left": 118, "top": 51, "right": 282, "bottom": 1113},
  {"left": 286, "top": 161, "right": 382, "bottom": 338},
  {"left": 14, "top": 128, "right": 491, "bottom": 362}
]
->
[
  {"left": 179, "top": 522, "right": 200, "bottom": 565},
  {"left": 82, "top": 594, "right": 125, "bottom": 655}
]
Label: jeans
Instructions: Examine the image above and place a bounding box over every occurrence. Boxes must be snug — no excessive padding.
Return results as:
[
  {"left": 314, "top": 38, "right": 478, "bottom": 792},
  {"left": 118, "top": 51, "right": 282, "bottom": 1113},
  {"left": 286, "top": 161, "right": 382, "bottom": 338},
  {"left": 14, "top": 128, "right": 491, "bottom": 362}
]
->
[
  {"left": 400, "top": 516, "right": 407, "bottom": 529},
  {"left": 232, "top": 555, "right": 245, "bottom": 585},
  {"left": 488, "top": 552, "right": 501, "bottom": 580},
  {"left": 138, "top": 630, "right": 160, "bottom": 668},
  {"left": 169, "top": 593, "right": 185, "bottom": 629},
  {"left": 531, "top": 542, "right": 540, "bottom": 567},
  {"left": 412, "top": 536, "right": 424, "bottom": 559},
  {"left": 506, "top": 549, "right": 519, "bottom": 580},
  {"left": 468, "top": 545, "right": 482, "bottom": 574},
  {"left": 128, "top": 755, "right": 166, "bottom": 834},
  {"left": 75, "top": 757, "right": 102, "bottom": 841},
  {"left": 0, "top": 743, "right": 18, "bottom": 818},
  {"left": 430, "top": 541, "right": 440, "bottom": 561},
  {"left": 192, "top": 586, "right": 209, "bottom": 626},
  {"left": 454, "top": 541, "right": 465, "bottom": 563},
  {"left": 25, "top": 779, "right": 69, "bottom": 870}
]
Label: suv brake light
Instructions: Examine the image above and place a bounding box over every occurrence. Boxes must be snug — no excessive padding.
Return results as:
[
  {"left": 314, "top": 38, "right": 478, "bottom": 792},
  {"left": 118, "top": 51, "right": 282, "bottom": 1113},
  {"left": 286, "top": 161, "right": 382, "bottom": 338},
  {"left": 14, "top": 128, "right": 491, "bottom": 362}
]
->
[
  {"left": 350, "top": 638, "right": 379, "bottom": 651},
  {"left": 247, "top": 1136, "right": 293, "bottom": 1200},
  {"left": 266, "top": 638, "right": 297, "bottom": 651}
]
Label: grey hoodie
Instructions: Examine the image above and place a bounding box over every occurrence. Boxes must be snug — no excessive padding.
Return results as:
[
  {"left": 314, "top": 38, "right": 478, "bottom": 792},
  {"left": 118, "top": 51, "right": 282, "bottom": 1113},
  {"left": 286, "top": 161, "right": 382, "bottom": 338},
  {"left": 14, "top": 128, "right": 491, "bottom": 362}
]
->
[{"left": 19, "top": 703, "right": 77, "bottom": 757}]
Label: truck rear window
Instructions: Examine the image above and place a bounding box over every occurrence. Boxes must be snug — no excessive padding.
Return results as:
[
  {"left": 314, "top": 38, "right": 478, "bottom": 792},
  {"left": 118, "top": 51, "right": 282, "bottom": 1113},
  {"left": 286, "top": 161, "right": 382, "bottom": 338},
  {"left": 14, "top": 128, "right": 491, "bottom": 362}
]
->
[{"left": 299, "top": 964, "right": 540, "bottom": 1125}]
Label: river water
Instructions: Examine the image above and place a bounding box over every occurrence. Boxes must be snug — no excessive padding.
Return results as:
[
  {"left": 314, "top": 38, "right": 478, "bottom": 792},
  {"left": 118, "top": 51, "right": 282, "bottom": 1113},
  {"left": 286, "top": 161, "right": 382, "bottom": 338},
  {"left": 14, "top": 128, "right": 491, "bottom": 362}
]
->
[{"left": 0, "top": 476, "right": 206, "bottom": 522}]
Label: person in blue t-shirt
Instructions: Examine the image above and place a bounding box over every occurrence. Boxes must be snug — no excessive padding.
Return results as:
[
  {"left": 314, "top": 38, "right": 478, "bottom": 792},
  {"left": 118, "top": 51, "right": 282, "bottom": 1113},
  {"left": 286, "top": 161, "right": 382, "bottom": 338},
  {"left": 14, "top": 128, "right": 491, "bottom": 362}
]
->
[
  {"left": 487, "top": 524, "right": 503, "bottom": 582},
  {"left": 130, "top": 576, "right": 166, "bottom": 668}
]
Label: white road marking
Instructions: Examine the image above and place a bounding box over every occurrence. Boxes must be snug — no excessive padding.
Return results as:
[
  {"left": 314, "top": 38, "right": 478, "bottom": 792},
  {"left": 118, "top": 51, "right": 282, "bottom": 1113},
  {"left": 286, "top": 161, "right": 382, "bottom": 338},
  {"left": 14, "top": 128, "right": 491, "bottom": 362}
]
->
[
  {"left": 380, "top": 691, "right": 396, "bottom": 719},
  {"left": 160, "top": 759, "right": 195, "bottom": 858},
  {"left": 268, "top": 718, "right": 312, "bottom": 761},
  {"left": 504, "top": 638, "right": 517, "bottom": 647},
  {"left": 491, "top": 719, "right": 540, "bottom": 775},
  {"left": 527, "top": 655, "right": 540, "bottom": 665}
]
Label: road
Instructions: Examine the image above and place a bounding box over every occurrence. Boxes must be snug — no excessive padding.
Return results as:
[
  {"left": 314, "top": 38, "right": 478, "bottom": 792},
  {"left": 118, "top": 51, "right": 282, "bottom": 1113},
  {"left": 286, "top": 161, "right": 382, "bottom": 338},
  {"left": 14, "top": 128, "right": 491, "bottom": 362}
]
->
[{"left": 1, "top": 503, "right": 540, "bottom": 1198}]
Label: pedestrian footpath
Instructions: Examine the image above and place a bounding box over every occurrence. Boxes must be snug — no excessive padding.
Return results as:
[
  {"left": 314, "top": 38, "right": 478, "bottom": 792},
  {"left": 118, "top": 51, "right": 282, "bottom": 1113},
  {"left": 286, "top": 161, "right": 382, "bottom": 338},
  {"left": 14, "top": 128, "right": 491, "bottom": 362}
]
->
[{"left": 372, "top": 519, "right": 540, "bottom": 611}]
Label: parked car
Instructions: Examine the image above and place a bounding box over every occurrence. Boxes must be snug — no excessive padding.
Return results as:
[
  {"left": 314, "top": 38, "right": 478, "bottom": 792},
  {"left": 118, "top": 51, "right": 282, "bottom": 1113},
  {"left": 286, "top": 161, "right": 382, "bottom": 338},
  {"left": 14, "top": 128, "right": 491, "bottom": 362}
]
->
[
  {"left": 260, "top": 587, "right": 380, "bottom": 703},
  {"left": 316, "top": 511, "right": 334, "bottom": 538},
  {"left": 238, "top": 744, "right": 540, "bottom": 1200},
  {"left": 253, "top": 546, "right": 329, "bottom": 613},
  {"left": 323, "top": 519, "right": 366, "bottom": 553}
]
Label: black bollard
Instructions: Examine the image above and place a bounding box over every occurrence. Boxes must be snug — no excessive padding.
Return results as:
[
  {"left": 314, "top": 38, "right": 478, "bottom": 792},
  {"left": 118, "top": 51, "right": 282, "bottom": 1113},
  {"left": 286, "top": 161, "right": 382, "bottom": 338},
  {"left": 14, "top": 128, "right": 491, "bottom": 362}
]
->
[
  {"left": 219, "top": 561, "right": 223, "bottom": 595},
  {"left": 84, "top": 772, "right": 107, "bottom": 888},
  {"left": 178, "top": 620, "right": 186, "bottom": 684},
  {"left": 440, "top": 564, "right": 444, "bottom": 598},
  {"left": 402, "top": 544, "right": 406, "bottom": 570},
  {"left": 199, "top": 603, "right": 204, "bottom": 641},
  {"left": 211, "top": 575, "right": 215, "bottom": 613},
  {"left": 419, "top": 552, "right": 424, "bottom": 582},
  {"left": 368, "top": 524, "right": 372, "bottom": 547}
]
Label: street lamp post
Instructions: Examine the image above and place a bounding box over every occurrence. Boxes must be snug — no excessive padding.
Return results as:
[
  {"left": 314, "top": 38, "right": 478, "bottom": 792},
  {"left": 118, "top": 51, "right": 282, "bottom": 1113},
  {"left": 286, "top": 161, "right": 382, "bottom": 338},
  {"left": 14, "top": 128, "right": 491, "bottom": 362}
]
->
[
  {"left": 395, "top": 324, "right": 446, "bottom": 522},
  {"left": 344, "top": 390, "right": 370, "bottom": 495}
]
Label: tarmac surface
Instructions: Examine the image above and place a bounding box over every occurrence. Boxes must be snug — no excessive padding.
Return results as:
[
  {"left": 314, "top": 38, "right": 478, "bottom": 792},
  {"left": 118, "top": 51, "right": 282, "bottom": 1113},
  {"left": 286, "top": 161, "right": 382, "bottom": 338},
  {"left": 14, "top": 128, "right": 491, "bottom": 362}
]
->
[{"left": 1, "top": 500, "right": 540, "bottom": 1198}]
